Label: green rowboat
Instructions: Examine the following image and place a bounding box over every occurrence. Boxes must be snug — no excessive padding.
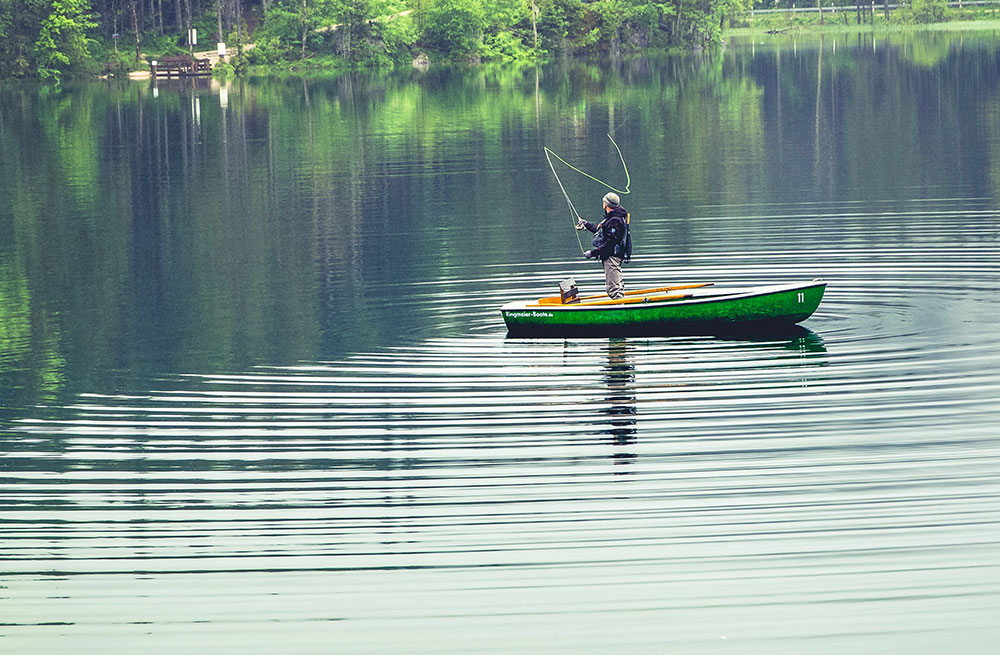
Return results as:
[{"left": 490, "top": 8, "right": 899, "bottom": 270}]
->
[{"left": 501, "top": 280, "right": 826, "bottom": 336}]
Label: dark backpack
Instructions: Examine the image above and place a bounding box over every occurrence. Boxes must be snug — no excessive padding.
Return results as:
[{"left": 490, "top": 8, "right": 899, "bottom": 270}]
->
[
  {"left": 595, "top": 212, "right": 632, "bottom": 263},
  {"left": 621, "top": 212, "right": 632, "bottom": 263}
]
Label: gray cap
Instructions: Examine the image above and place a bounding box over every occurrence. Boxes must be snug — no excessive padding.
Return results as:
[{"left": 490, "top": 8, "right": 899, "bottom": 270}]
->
[{"left": 603, "top": 192, "right": 620, "bottom": 208}]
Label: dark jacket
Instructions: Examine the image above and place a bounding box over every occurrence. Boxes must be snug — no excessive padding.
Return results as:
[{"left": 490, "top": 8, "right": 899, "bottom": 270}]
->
[{"left": 581, "top": 205, "right": 628, "bottom": 261}]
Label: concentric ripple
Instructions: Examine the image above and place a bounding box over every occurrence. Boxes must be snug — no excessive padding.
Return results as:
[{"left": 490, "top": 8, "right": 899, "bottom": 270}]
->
[{"left": 3, "top": 199, "right": 1000, "bottom": 653}]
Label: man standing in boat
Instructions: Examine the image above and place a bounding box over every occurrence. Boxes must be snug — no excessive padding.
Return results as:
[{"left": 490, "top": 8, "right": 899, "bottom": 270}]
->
[{"left": 577, "top": 192, "right": 630, "bottom": 300}]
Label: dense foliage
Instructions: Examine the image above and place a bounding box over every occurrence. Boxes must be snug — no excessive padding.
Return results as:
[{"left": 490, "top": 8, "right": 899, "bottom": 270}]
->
[
  {"left": 906, "top": 0, "right": 950, "bottom": 24},
  {"left": 1, "top": 0, "right": 987, "bottom": 80},
  {"left": 1, "top": 0, "right": 762, "bottom": 80}
]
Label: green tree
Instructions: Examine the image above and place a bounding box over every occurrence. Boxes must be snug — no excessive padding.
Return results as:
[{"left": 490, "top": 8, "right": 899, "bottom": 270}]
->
[
  {"left": 907, "top": 0, "right": 949, "bottom": 24},
  {"left": 250, "top": 0, "right": 412, "bottom": 65},
  {"left": 330, "top": 0, "right": 378, "bottom": 62},
  {"left": 480, "top": 0, "right": 532, "bottom": 59},
  {"left": 2, "top": 0, "right": 46, "bottom": 77},
  {"left": 580, "top": 0, "right": 626, "bottom": 53},
  {"left": 482, "top": 0, "right": 529, "bottom": 29},
  {"left": 536, "top": 0, "right": 584, "bottom": 52},
  {"left": 33, "top": 0, "right": 97, "bottom": 83},
  {"left": 0, "top": 2, "right": 10, "bottom": 73},
  {"left": 422, "top": 0, "right": 486, "bottom": 56}
]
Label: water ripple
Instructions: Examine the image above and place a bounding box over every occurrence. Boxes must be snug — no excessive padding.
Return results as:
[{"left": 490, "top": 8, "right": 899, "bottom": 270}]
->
[{"left": 4, "top": 209, "right": 1000, "bottom": 652}]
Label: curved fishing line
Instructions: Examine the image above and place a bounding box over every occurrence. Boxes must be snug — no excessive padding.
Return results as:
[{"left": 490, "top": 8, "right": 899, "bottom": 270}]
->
[
  {"left": 544, "top": 147, "right": 587, "bottom": 253},
  {"left": 544, "top": 133, "right": 632, "bottom": 253},
  {"left": 544, "top": 133, "right": 632, "bottom": 196}
]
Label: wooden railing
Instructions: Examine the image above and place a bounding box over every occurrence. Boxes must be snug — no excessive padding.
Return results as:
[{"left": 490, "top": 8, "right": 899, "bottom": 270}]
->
[{"left": 748, "top": 1, "right": 992, "bottom": 13}]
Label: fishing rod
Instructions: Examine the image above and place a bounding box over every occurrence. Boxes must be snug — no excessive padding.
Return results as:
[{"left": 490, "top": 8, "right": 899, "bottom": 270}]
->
[{"left": 544, "top": 133, "right": 631, "bottom": 253}]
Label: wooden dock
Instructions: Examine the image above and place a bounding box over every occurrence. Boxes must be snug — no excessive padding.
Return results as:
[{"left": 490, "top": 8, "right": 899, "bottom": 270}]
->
[{"left": 151, "top": 56, "right": 211, "bottom": 77}]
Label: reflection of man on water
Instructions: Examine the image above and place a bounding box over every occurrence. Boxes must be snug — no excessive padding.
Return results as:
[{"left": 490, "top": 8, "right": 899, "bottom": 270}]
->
[{"left": 602, "top": 338, "right": 637, "bottom": 469}]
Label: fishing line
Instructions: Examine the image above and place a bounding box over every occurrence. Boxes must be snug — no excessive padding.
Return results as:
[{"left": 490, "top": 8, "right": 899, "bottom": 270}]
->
[
  {"left": 544, "top": 133, "right": 631, "bottom": 253},
  {"left": 545, "top": 133, "right": 631, "bottom": 195},
  {"left": 544, "top": 146, "right": 587, "bottom": 253}
]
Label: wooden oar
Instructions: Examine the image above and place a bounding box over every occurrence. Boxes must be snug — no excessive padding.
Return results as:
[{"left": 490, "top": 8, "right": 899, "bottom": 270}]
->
[
  {"left": 576, "top": 293, "right": 692, "bottom": 306},
  {"left": 530, "top": 293, "right": 692, "bottom": 308},
  {"left": 537, "top": 282, "right": 713, "bottom": 305}
]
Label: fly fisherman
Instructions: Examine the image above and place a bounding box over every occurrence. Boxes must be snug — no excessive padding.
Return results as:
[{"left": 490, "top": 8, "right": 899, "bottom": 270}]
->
[{"left": 576, "top": 192, "right": 629, "bottom": 300}]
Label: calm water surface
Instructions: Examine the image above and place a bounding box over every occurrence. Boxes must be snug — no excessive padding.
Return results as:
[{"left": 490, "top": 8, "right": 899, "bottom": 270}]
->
[{"left": 2, "top": 31, "right": 1000, "bottom": 653}]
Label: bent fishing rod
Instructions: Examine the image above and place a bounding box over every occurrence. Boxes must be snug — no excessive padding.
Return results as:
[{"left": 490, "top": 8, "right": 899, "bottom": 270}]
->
[{"left": 544, "top": 133, "right": 631, "bottom": 253}]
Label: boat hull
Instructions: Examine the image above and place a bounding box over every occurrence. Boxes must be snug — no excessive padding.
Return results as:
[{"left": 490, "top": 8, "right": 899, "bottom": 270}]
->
[{"left": 501, "top": 281, "right": 826, "bottom": 337}]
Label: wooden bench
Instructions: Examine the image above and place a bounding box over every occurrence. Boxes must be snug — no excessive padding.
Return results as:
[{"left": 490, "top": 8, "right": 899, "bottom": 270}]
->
[{"left": 151, "top": 56, "right": 211, "bottom": 77}]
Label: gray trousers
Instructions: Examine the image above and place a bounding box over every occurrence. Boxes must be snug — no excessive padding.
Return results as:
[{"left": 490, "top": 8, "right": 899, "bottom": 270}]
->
[{"left": 603, "top": 256, "right": 624, "bottom": 299}]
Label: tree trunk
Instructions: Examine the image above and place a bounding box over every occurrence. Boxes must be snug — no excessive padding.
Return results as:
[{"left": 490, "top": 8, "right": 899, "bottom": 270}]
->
[
  {"left": 883, "top": 0, "right": 889, "bottom": 20},
  {"left": 818, "top": 0, "right": 823, "bottom": 25},
  {"left": 531, "top": 2, "right": 538, "bottom": 51},
  {"left": 98, "top": 0, "right": 109, "bottom": 38},
  {"left": 235, "top": 0, "right": 242, "bottom": 54},
  {"left": 301, "top": 0, "right": 308, "bottom": 60},
  {"left": 217, "top": 0, "right": 223, "bottom": 42},
  {"left": 131, "top": 0, "right": 141, "bottom": 61},
  {"left": 185, "top": 0, "right": 193, "bottom": 57}
]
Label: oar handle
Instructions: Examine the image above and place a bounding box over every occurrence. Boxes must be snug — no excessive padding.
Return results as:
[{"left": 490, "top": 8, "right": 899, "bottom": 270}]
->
[{"left": 537, "top": 282, "right": 712, "bottom": 305}]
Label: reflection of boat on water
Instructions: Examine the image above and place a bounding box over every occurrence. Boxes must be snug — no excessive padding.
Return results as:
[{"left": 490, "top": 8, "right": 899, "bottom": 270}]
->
[
  {"left": 501, "top": 280, "right": 826, "bottom": 337},
  {"left": 713, "top": 323, "right": 828, "bottom": 355}
]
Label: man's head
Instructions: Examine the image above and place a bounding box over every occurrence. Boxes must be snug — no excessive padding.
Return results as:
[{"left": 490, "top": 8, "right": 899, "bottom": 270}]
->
[{"left": 603, "top": 192, "right": 620, "bottom": 209}]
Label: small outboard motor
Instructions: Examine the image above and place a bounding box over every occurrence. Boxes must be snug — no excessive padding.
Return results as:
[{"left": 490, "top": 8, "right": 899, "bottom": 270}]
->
[{"left": 559, "top": 278, "right": 579, "bottom": 304}]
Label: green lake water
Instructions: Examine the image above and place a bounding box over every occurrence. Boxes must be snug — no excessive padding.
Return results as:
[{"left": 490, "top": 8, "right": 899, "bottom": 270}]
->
[{"left": 2, "top": 30, "right": 999, "bottom": 653}]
